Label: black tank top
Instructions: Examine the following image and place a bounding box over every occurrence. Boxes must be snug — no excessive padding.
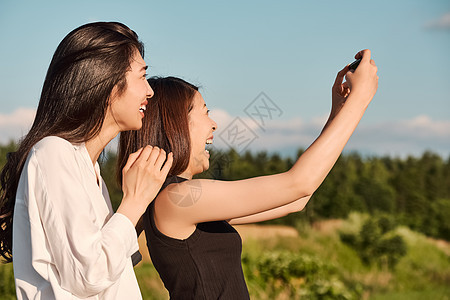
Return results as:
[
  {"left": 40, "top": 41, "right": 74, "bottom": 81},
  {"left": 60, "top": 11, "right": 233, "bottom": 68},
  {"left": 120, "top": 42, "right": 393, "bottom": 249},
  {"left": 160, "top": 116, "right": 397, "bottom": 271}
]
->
[{"left": 143, "top": 176, "right": 250, "bottom": 299}]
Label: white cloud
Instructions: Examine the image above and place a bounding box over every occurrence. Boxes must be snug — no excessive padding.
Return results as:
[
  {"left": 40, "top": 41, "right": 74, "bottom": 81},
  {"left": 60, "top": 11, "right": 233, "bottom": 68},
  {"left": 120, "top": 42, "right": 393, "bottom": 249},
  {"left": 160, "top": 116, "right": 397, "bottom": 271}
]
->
[
  {"left": 0, "top": 108, "right": 36, "bottom": 144},
  {"left": 211, "top": 109, "right": 450, "bottom": 158},
  {"left": 1, "top": 107, "right": 449, "bottom": 158},
  {"left": 425, "top": 12, "right": 450, "bottom": 30},
  {"left": 344, "top": 115, "right": 450, "bottom": 158},
  {"left": 401, "top": 115, "right": 450, "bottom": 137}
]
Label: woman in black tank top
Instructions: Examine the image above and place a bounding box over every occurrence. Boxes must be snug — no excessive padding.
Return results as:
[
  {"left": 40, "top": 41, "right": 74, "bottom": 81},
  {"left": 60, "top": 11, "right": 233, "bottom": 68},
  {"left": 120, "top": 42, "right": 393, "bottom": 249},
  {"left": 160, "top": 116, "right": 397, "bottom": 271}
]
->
[{"left": 118, "top": 52, "right": 378, "bottom": 299}]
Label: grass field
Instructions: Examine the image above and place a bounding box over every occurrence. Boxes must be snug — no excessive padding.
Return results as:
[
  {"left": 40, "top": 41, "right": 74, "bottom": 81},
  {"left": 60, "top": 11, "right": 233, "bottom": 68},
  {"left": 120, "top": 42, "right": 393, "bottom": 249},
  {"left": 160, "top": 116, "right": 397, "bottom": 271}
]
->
[
  {"left": 1, "top": 217, "right": 449, "bottom": 299},
  {"left": 133, "top": 218, "right": 450, "bottom": 299}
]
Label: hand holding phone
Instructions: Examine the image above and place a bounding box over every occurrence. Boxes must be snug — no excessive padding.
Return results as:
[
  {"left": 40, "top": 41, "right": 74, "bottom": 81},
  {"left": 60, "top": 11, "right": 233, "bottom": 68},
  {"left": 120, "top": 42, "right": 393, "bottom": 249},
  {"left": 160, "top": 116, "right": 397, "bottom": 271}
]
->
[{"left": 348, "top": 59, "right": 361, "bottom": 71}]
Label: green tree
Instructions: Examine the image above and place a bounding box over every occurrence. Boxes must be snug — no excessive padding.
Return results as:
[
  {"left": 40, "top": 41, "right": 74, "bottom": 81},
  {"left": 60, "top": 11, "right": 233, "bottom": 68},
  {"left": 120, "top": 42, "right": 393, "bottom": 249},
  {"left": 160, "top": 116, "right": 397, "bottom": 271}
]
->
[
  {"left": 356, "top": 158, "right": 396, "bottom": 214},
  {"left": 0, "top": 141, "right": 18, "bottom": 169}
]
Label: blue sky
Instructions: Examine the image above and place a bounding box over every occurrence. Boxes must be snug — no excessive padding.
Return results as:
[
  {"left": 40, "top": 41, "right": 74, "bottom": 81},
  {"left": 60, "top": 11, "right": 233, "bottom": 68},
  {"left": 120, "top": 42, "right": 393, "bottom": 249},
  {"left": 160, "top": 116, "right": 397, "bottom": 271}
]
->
[{"left": 1, "top": 0, "right": 449, "bottom": 158}]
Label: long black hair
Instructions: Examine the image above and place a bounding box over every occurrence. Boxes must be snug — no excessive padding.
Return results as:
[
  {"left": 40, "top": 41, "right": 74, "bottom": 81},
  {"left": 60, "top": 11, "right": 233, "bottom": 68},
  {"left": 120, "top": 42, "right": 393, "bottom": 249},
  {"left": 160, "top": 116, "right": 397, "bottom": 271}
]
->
[{"left": 0, "top": 21, "right": 144, "bottom": 263}]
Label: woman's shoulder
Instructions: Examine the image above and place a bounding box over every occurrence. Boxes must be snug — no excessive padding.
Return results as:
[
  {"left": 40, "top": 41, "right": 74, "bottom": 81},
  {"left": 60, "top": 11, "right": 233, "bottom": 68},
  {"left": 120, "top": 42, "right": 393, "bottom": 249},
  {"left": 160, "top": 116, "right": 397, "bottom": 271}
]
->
[
  {"left": 30, "top": 136, "right": 80, "bottom": 164},
  {"left": 33, "top": 136, "right": 74, "bottom": 151},
  {"left": 156, "top": 176, "right": 189, "bottom": 202}
]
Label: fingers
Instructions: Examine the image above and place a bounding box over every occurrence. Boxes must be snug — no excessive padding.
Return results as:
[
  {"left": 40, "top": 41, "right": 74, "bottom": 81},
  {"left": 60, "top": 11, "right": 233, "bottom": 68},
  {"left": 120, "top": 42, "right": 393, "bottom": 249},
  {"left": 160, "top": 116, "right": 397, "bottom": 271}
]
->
[
  {"left": 352, "top": 50, "right": 377, "bottom": 75},
  {"left": 131, "top": 145, "right": 172, "bottom": 171},
  {"left": 333, "top": 65, "right": 349, "bottom": 89},
  {"left": 153, "top": 148, "right": 169, "bottom": 170},
  {"left": 122, "top": 147, "right": 144, "bottom": 174},
  {"left": 146, "top": 146, "right": 163, "bottom": 165},
  {"left": 343, "top": 49, "right": 379, "bottom": 102},
  {"left": 355, "top": 49, "right": 371, "bottom": 62},
  {"left": 123, "top": 145, "right": 168, "bottom": 175},
  {"left": 160, "top": 153, "right": 174, "bottom": 177},
  {"left": 139, "top": 145, "right": 157, "bottom": 162},
  {"left": 342, "top": 81, "right": 350, "bottom": 96}
]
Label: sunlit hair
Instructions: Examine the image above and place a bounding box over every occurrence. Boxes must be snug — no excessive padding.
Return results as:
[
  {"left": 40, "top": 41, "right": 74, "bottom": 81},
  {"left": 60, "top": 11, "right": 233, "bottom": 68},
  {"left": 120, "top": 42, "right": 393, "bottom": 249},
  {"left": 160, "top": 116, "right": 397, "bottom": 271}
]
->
[
  {"left": 0, "top": 22, "right": 144, "bottom": 263},
  {"left": 117, "top": 77, "right": 198, "bottom": 185}
]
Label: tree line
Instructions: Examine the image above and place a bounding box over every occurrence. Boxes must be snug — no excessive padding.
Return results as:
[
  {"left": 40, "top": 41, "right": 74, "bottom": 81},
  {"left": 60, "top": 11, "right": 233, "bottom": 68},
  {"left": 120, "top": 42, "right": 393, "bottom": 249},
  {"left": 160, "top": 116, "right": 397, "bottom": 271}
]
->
[{"left": 2, "top": 141, "right": 450, "bottom": 241}]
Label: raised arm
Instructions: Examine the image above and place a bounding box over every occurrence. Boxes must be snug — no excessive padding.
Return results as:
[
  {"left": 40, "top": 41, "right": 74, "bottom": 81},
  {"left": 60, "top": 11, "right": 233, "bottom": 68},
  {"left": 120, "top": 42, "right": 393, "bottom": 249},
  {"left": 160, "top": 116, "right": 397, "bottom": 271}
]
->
[{"left": 156, "top": 50, "right": 378, "bottom": 236}]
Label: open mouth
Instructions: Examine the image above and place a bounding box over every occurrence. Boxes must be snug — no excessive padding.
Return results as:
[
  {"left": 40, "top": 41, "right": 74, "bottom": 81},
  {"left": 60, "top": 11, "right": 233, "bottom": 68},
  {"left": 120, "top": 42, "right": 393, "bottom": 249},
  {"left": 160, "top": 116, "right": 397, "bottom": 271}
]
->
[
  {"left": 205, "top": 138, "right": 213, "bottom": 154},
  {"left": 139, "top": 99, "right": 148, "bottom": 115},
  {"left": 139, "top": 104, "right": 146, "bottom": 113}
]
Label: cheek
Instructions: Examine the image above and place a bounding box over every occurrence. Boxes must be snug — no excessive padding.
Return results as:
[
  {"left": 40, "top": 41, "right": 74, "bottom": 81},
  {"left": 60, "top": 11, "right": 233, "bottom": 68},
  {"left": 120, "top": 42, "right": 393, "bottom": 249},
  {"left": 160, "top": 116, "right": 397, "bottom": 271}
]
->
[{"left": 113, "top": 97, "right": 137, "bottom": 122}]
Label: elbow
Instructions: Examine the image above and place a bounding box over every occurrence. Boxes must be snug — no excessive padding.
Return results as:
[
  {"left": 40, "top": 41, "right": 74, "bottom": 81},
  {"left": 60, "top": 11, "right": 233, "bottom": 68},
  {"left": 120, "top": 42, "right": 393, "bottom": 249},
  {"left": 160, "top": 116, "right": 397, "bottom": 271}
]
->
[
  {"left": 60, "top": 261, "right": 124, "bottom": 298},
  {"left": 292, "top": 198, "right": 309, "bottom": 213},
  {"left": 62, "top": 277, "right": 110, "bottom": 298},
  {"left": 286, "top": 195, "right": 312, "bottom": 216},
  {"left": 61, "top": 282, "right": 97, "bottom": 298},
  {"left": 301, "top": 180, "right": 317, "bottom": 198},
  {"left": 288, "top": 170, "right": 315, "bottom": 199},
  {"left": 294, "top": 201, "right": 307, "bottom": 213},
  {"left": 277, "top": 201, "right": 306, "bottom": 220},
  {"left": 63, "top": 278, "right": 115, "bottom": 298}
]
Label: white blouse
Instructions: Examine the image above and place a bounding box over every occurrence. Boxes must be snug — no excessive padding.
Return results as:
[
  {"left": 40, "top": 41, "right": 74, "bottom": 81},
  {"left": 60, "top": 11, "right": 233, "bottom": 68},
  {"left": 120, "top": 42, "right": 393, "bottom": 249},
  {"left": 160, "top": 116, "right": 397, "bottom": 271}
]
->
[{"left": 12, "top": 136, "right": 142, "bottom": 299}]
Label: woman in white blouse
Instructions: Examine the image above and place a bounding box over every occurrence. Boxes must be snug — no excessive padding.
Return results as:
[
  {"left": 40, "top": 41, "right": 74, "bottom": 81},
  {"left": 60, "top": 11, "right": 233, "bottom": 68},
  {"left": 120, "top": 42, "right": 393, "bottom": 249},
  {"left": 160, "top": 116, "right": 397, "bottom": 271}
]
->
[{"left": 0, "top": 22, "right": 172, "bottom": 299}]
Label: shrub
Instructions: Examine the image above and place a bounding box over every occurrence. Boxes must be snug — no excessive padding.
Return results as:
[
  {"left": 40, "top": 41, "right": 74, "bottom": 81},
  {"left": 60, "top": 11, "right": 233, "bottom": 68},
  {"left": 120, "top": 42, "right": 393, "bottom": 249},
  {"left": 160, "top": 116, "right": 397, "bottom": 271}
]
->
[
  {"left": 243, "top": 250, "right": 362, "bottom": 299},
  {"left": 339, "top": 216, "right": 407, "bottom": 269}
]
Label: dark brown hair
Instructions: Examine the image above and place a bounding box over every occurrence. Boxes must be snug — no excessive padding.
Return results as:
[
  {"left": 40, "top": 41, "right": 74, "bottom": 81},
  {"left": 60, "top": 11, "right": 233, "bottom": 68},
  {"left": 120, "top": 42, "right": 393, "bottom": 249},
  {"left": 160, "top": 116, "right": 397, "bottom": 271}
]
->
[
  {"left": 117, "top": 77, "right": 198, "bottom": 184},
  {"left": 0, "top": 22, "right": 144, "bottom": 263}
]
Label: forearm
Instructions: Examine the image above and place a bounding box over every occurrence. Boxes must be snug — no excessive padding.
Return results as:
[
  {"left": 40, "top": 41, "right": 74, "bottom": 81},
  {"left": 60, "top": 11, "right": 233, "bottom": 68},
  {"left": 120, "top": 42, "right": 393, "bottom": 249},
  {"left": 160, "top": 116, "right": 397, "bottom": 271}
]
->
[
  {"left": 321, "top": 104, "right": 341, "bottom": 134},
  {"left": 290, "top": 91, "right": 369, "bottom": 195},
  {"left": 229, "top": 196, "right": 310, "bottom": 225}
]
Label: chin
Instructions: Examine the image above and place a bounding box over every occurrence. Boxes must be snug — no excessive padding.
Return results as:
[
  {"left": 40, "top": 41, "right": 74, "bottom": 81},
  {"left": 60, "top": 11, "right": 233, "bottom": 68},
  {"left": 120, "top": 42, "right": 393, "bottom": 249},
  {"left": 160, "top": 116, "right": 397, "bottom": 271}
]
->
[
  {"left": 129, "top": 122, "right": 142, "bottom": 131},
  {"left": 201, "top": 162, "right": 210, "bottom": 173}
]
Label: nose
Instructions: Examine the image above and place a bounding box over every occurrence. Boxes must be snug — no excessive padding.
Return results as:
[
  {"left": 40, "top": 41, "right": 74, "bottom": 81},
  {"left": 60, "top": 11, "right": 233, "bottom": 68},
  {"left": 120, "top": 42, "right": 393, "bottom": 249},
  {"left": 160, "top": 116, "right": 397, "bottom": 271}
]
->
[{"left": 212, "top": 119, "right": 218, "bottom": 131}]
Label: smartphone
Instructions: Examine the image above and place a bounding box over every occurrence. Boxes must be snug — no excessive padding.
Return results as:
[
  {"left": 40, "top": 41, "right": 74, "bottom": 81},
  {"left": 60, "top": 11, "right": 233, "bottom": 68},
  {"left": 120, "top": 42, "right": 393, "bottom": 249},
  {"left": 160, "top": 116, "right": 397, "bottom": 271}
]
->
[{"left": 348, "top": 59, "right": 361, "bottom": 71}]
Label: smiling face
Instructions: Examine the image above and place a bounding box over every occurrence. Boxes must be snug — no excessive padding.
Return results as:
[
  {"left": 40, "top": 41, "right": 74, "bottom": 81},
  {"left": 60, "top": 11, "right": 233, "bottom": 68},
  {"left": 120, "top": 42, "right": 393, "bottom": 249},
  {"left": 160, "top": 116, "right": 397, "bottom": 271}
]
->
[
  {"left": 106, "top": 51, "right": 154, "bottom": 132},
  {"left": 180, "top": 91, "right": 218, "bottom": 179}
]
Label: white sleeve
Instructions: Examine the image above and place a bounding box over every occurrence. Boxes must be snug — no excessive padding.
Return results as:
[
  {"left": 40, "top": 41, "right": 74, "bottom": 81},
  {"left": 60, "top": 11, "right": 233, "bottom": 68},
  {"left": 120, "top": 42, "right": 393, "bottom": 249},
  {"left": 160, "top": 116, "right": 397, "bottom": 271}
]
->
[{"left": 26, "top": 139, "right": 138, "bottom": 298}]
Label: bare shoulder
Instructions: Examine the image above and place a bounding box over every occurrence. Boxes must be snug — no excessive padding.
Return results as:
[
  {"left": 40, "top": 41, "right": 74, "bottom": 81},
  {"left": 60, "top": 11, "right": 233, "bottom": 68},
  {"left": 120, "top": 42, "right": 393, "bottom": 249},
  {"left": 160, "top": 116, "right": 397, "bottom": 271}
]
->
[
  {"left": 163, "top": 179, "right": 210, "bottom": 206},
  {"left": 153, "top": 181, "right": 202, "bottom": 238}
]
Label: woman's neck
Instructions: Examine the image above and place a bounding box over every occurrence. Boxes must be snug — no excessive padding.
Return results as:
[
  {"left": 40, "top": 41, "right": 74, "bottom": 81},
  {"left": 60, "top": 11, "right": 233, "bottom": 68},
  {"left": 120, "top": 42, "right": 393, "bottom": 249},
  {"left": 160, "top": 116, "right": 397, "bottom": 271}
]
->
[
  {"left": 85, "top": 109, "right": 123, "bottom": 165},
  {"left": 178, "top": 172, "right": 193, "bottom": 180},
  {"left": 85, "top": 127, "right": 119, "bottom": 165}
]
